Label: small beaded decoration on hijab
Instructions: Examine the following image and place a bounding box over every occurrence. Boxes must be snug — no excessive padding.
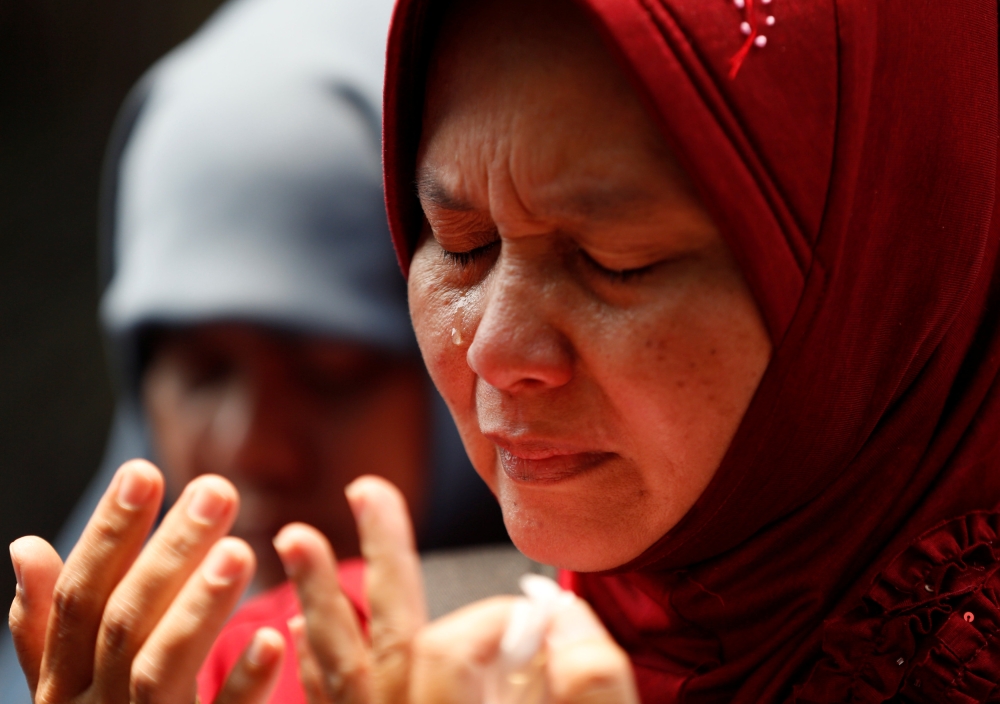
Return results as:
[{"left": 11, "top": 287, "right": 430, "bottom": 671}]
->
[{"left": 728, "top": 0, "right": 776, "bottom": 77}]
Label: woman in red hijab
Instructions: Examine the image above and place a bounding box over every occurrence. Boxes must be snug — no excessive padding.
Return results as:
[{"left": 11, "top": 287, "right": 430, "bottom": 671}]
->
[
  {"left": 379, "top": 0, "right": 1000, "bottom": 699},
  {"left": 10, "top": 0, "right": 1000, "bottom": 701}
]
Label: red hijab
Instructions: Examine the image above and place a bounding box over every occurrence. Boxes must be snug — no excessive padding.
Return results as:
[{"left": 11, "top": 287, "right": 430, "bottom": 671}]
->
[{"left": 383, "top": 1, "right": 1000, "bottom": 700}]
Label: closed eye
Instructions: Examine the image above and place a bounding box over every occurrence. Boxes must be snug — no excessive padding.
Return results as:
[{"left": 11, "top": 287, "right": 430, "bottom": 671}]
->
[
  {"left": 579, "top": 248, "right": 655, "bottom": 283},
  {"left": 441, "top": 240, "right": 500, "bottom": 267}
]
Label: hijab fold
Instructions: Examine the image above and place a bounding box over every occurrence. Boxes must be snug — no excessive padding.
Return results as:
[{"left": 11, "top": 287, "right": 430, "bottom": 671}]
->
[{"left": 383, "top": 0, "right": 1000, "bottom": 700}]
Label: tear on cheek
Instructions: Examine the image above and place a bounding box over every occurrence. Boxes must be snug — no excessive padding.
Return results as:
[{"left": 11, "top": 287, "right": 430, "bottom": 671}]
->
[{"left": 451, "top": 291, "right": 468, "bottom": 345}]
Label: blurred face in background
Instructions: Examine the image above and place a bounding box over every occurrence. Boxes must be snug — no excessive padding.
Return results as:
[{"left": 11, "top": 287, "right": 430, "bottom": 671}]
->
[{"left": 143, "top": 323, "right": 429, "bottom": 588}]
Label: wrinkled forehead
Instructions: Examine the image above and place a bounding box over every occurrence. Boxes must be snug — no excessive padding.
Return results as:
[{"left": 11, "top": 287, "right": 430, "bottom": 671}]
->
[
  {"left": 384, "top": 0, "right": 839, "bottom": 343},
  {"left": 417, "top": 0, "right": 689, "bottom": 214},
  {"left": 419, "top": 0, "right": 622, "bottom": 136}
]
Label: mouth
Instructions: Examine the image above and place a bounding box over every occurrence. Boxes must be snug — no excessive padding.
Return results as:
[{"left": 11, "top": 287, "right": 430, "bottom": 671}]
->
[{"left": 490, "top": 436, "right": 616, "bottom": 484}]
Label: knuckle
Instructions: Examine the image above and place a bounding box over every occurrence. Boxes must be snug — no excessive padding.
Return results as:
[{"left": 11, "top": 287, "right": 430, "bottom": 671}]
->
[
  {"left": 130, "top": 656, "right": 167, "bottom": 704},
  {"left": 412, "top": 627, "right": 452, "bottom": 664},
  {"left": 8, "top": 602, "right": 28, "bottom": 637},
  {"left": 321, "top": 661, "right": 371, "bottom": 702},
  {"left": 372, "top": 631, "right": 413, "bottom": 672},
  {"left": 34, "top": 683, "right": 61, "bottom": 704},
  {"left": 50, "top": 578, "right": 97, "bottom": 630},
  {"left": 130, "top": 673, "right": 156, "bottom": 704},
  {"left": 7, "top": 604, "right": 38, "bottom": 659},
  {"left": 163, "top": 530, "right": 199, "bottom": 560},
  {"left": 89, "top": 511, "right": 131, "bottom": 544},
  {"left": 409, "top": 627, "right": 482, "bottom": 701},
  {"left": 100, "top": 602, "right": 142, "bottom": 658},
  {"left": 124, "top": 533, "right": 203, "bottom": 592},
  {"left": 151, "top": 527, "right": 202, "bottom": 574}
]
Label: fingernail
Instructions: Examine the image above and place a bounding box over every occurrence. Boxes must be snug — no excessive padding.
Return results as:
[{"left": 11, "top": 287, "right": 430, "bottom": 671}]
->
[
  {"left": 9, "top": 544, "right": 23, "bottom": 596},
  {"left": 287, "top": 615, "right": 307, "bottom": 643},
  {"left": 273, "top": 532, "right": 303, "bottom": 579},
  {"left": 344, "top": 483, "right": 367, "bottom": 523},
  {"left": 187, "top": 484, "right": 229, "bottom": 525},
  {"left": 246, "top": 628, "right": 282, "bottom": 667},
  {"left": 117, "top": 465, "right": 155, "bottom": 511},
  {"left": 203, "top": 545, "right": 246, "bottom": 587}
]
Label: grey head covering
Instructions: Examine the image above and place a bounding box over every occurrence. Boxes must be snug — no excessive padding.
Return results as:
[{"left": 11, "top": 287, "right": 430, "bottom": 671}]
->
[
  {"left": 102, "top": 0, "right": 413, "bottom": 376},
  {"left": 0, "top": 0, "right": 508, "bottom": 696}
]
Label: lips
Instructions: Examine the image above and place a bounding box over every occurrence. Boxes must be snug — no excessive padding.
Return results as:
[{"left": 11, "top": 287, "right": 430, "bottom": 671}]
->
[{"left": 491, "top": 437, "right": 615, "bottom": 484}]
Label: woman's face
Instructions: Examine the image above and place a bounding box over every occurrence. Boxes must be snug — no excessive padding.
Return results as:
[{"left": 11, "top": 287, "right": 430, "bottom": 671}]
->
[
  {"left": 409, "top": 0, "right": 772, "bottom": 571},
  {"left": 143, "top": 323, "right": 429, "bottom": 588}
]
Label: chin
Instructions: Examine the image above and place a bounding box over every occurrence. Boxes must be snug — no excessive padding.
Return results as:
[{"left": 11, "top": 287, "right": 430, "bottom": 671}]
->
[{"left": 497, "top": 478, "right": 652, "bottom": 573}]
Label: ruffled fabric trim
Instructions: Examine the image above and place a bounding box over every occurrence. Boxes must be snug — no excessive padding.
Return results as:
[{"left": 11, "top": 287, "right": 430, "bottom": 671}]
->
[{"left": 795, "top": 512, "right": 1000, "bottom": 703}]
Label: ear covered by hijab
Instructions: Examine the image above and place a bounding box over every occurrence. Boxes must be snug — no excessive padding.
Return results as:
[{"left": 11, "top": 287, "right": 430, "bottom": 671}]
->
[{"left": 382, "top": 0, "right": 1000, "bottom": 701}]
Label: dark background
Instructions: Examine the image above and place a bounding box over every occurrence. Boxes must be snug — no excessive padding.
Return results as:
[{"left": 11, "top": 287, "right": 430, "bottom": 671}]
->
[{"left": 0, "top": 0, "right": 225, "bottom": 611}]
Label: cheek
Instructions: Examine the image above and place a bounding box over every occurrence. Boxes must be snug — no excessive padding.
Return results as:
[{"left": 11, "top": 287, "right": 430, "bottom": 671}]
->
[
  {"left": 408, "top": 265, "right": 465, "bottom": 394},
  {"left": 408, "top": 258, "right": 498, "bottom": 482},
  {"left": 593, "top": 276, "right": 770, "bottom": 480}
]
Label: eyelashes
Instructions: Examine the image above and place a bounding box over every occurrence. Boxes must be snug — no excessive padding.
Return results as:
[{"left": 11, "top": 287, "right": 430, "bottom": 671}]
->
[
  {"left": 440, "top": 240, "right": 500, "bottom": 268},
  {"left": 439, "top": 239, "right": 654, "bottom": 284},
  {"left": 578, "top": 249, "right": 653, "bottom": 283}
]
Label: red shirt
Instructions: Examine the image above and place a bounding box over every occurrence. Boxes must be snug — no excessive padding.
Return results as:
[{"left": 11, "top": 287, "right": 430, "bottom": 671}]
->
[{"left": 197, "top": 558, "right": 367, "bottom": 704}]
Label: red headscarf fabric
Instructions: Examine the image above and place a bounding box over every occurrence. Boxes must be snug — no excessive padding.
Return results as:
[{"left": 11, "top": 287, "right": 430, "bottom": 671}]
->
[{"left": 383, "top": 1, "right": 1000, "bottom": 701}]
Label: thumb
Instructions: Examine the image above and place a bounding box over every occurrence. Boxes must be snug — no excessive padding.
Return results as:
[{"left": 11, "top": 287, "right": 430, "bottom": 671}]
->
[
  {"left": 545, "top": 596, "right": 639, "bottom": 704},
  {"left": 8, "top": 536, "right": 63, "bottom": 696}
]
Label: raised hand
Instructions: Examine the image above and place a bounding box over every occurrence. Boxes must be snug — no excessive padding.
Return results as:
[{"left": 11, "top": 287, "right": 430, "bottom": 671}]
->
[
  {"left": 8, "top": 460, "right": 283, "bottom": 704},
  {"left": 274, "top": 475, "right": 639, "bottom": 704}
]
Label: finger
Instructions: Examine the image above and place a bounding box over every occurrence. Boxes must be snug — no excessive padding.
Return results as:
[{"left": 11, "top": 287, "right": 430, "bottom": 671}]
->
[
  {"left": 409, "top": 597, "right": 515, "bottom": 704},
  {"left": 212, "top": 627, "right": 285, "bottom": 704},
  {"left": 274, "top": 523, "right": 370, "bottom": 704},
  {"left": 8, "top": 536, "right": 63, "bottom": 695},
  {"left": 545, "top": 597, "right": 639, "bottom": 704},
  {"left": 128, "top": 537, "right": 254, "bottom": 704},
  {"left": 288, "top": 614, "right": 329, "bottom": 704},
  {"left": 38, "top": 459, "right": 164, "bottom": 701},
  {"left": 346, "top": 476, "right": 427, "bottom": 703},
  {"left": 94, "top": 474, "right": 239, "bottom": 694}
]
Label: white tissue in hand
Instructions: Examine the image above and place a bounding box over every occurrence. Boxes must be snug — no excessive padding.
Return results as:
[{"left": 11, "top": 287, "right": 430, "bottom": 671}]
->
[
  {"left": 485, "top": 573, "right": 575, "bottom": 704},
  {"left": 500, "top": 574, "right": 572, "bottom": 665}
]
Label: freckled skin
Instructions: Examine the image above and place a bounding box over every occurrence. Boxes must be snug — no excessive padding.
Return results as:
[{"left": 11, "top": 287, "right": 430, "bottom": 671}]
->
[{"left": 407, "top": 0, "right": 772, "bottom": 572}]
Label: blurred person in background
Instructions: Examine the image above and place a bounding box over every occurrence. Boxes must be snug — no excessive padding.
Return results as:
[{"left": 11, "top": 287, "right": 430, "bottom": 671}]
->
[{"left": 1, "top": 0, "right": 517, "bottom": 699}]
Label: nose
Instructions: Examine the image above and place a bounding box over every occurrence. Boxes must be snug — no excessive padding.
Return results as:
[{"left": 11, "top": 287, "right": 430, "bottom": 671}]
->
[
  {"left": 466, "top": 260, "right": 574, "bottom": 392},
  {"left": 210, "top": 362, "right": 309, "bottom": 488}
]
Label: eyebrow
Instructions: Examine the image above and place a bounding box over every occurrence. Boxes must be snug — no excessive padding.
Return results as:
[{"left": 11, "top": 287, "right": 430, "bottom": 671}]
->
[
  {"left": 415, "top": 170, "right": 474, "bottom": 211},
  {"left": 415, "top": 168, "right": 657, "bottom": 221},
  {"left": 557, "top": 186, "right": 658, "bottom": 221}
]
